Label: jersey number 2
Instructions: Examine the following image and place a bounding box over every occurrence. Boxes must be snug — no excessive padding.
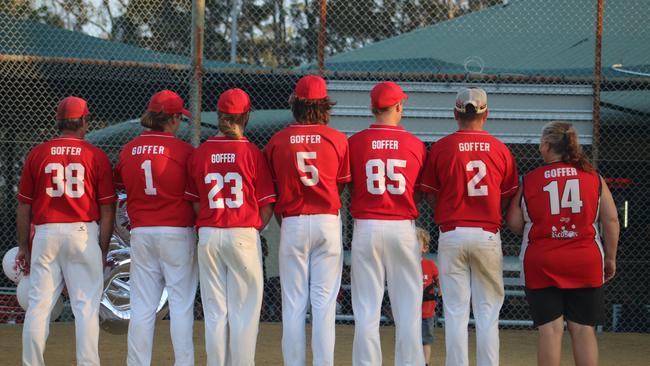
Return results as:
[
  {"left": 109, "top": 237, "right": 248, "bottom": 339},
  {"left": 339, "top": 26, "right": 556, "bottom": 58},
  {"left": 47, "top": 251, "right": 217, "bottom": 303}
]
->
[
  {"left": 466, "top": 160, "right": 488, "bottom": 197},
  {"left": 45, "top": 163, "right": 85, "bottom": 198},
  {"left": 543, "top": 179, "right": 583, "bottom": 215}
]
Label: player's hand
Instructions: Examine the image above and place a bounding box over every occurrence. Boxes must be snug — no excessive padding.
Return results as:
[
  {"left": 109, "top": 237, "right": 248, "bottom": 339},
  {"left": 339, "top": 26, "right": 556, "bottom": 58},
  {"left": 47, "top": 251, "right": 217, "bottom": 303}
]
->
[
  {"left": 101, "top": 247, "right": 109, "bottom": 268},
  {"left": 15, "top": 247, "right": 30, "bottom": 276},
  {"left": 604, "top": 257, "right": 616, "bottom": 282}
]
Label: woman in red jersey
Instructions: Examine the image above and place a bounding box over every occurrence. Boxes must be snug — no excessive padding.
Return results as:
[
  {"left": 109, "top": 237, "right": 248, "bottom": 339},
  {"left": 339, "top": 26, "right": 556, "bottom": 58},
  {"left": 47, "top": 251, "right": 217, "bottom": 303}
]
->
[
  {"left": 507, "top": 121, "right": 619, "bottom": 366},
  {"left": 185, "top": 88, "right": 276, "bottom": 366}
]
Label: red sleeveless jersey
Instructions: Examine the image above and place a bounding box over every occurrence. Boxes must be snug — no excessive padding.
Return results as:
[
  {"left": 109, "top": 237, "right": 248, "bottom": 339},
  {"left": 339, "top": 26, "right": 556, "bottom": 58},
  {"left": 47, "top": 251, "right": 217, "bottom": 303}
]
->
[
  {"left": 264, "top": 124, "right": 351, "bottom": 217},
  {"left": 348, "top": 124, "right": 426, "bottom": 220},
  {"left": 521, "top": 161, "right": 603, "bottom": 288},
  {"left": 115, "top": 131, "right": 195, "bottom": 228},
  {"left": 185, "top": 136, "right": 276, "bottom": 229},
  {"left": 17, "top": 136, "right": 116, "bottom": 224}
]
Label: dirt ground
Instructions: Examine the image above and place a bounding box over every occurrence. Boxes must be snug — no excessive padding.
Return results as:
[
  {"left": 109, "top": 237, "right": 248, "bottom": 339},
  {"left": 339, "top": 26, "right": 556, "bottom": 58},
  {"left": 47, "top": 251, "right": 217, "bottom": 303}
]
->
[{"left": 1, "top": 321, "right": 648, "bottom": 365}]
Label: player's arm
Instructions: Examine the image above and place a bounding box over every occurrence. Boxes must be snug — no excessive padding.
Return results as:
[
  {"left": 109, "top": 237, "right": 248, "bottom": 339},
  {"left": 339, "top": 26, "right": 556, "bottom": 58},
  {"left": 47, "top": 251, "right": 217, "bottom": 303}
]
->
[
  {"left": 425, "top": 192, "right": 437, "bottom": 208},
  {"left": 16, "top": 202, "right": 32, "bottom": 274},
  {"left": 599, "top": 176, "right": 620, "bottom": 282},
  {"left": 192, "top": 202, "right": 200, "bottom": 215},
  {"left": 99, "top": 202, "right": 116, "bottom": 266},
  {"left": 505, "top": 187, "right": 524, "bottom": 235},
  {"left": 260, "top": 203, "right": 275, "bottom": 230}
]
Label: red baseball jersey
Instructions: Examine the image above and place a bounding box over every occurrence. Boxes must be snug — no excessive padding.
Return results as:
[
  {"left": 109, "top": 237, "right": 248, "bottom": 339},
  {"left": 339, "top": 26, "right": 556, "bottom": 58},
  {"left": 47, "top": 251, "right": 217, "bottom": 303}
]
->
[
  {"left": 422, "top": 257, "right": 439, "bottom": 319},
  {"left": 17, "top": 136, "right": 116, "bottom": 224},
  {"left": 114, "top": 131, "right": 194, "bottom": 228},
  {"left": 420, "top": 130, "right": 518, "bottom": 232},
  {"left": 264, "top": 124, "right": 351, "bottom": 217},
  {"left": 185, "top": 136, "right": 276, "bottom": 229},
  {"left": 348, "top": 124, "right": 426, "bottom": 220},
  {"left": 521, "top": 162, "right": 603, "bottom": 288}
]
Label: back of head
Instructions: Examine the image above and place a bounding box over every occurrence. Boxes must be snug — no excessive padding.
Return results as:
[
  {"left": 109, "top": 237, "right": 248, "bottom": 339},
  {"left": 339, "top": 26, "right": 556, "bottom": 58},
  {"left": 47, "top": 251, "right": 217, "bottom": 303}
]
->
[
  {"left": 370, "top": 81, "right": 408, "bottom": 117},
  {"left": 454, "top": 87, "right": 488, "bottom": 126},
  {"left": 290, "top": 75, "right": 335, "bottom": 125},
  {"left": 541, "top": 121, "right": 594, "bottom": 172},
  {"left": 217, "top": 88, "right": 251, "bottom": 138},
  {"left": 56, "top": 96, "right": 90, "bottom": 133},
  {"left": 142, "top": 90, "right": 191, "bottom": 132}
]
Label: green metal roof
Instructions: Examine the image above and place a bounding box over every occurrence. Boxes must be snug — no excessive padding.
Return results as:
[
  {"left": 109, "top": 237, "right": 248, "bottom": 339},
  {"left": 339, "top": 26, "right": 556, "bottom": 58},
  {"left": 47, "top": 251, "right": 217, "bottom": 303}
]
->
[
  {"left": 319, "top": 0, "right": 650, "bottom": 77},
  {"left": 0, "top": 12, "right": 251, "bottom": 69}
]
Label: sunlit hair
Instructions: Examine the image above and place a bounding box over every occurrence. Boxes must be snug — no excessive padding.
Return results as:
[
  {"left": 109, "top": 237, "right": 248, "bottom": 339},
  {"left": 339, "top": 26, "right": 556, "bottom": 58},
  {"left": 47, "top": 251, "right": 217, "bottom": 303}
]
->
[
  {"left": 416, "top": 227, "right": 431, "bottom": 252},
  {"left": 218, "top": 111, "right": 249, "bottom": 138},
  {"left": 289, "top": 95, "right": 336, "bottom": 125},
  {"left": 56, "top": 118, "right": 84, "bottom": 132},
  {"left": 140, "top": 111, "right": 176, "bottom": 132},
  {"left": 541, "top": 121, "right": 594, "bottom": 172}
]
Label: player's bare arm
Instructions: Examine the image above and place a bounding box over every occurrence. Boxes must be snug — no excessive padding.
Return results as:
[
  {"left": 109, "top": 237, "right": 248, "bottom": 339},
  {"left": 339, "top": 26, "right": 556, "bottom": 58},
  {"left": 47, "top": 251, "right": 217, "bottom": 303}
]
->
[
  {"left": 15, "top": 202, "right": 32, "bottom": 273},
  {"left": 192, "top": 202, "right": 200, "bottom": 216},
  {"left": 506, "top": 187, "right": 524, "bottom": 235},
  {"left": 99, "top": 203, "right": 116, "bottom": 266},
  {"left": 260, "top": 203, "right": 275, "bottom": 230},
  {"left": 599, "top": 176, "right": 620, "bottom": 281},
  {"left": 425, "top": 191, "right": 436, "bottom": 208}
]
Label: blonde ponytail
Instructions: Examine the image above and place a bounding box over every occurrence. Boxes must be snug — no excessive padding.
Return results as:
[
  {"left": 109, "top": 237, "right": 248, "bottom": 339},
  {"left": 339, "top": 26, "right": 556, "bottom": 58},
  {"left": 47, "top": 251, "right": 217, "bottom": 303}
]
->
[{"left": 541, "top": 121, "right": 594, "bottom": 172}]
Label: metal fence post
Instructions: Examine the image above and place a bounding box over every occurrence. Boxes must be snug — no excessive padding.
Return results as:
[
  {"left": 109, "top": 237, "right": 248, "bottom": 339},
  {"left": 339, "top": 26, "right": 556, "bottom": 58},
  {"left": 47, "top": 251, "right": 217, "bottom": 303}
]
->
[
  {"left": 191, "top": 0, "right": 206, "bottom": 147},
  {"left": 592, "top": 0, "right": 604, "bottom": 168}
]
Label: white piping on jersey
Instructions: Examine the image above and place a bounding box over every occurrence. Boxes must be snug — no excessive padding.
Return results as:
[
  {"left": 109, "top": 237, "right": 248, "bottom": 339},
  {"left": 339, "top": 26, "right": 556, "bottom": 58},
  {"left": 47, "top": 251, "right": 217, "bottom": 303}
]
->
[
  {"left": 338, "top": 174, "right": 351, "bottom": 179},
  {"left": 501, "top": 185, "right": 519, "bottom": 196},
  {"left": 18, "top": 193, "right": 33, "bottom": 201},
  {"left": 519, "top": 194, "right": 532, "bottom": 286},
  {"left": 206, "top": 139, "right": 249, "bottom": 143},
  {"left": 184, "top": 191, "right": 199, "bottom": 198},
  {"left": 257, "top": 194, "right": 277, "bottom": 202},
  {"left": 420, "top": 183, "right": 439, "bottom": 191},
  {"left": 289, "top": 124, "right": 322, "bottom": 128},
  {"left": 455, "top": 131, "right": 489, "bottom": 135},
  {"left": 593, "top": 195, "right": 605, "bottom": 283},
  {"left": 366, "top": 127, "right": 407, "bottom": 132},
  {"left": 99, "top": 194, "right": 116, "bottom": 200},
  {"left": 52, "top": 137, "right": 83, "bottom": 142}
]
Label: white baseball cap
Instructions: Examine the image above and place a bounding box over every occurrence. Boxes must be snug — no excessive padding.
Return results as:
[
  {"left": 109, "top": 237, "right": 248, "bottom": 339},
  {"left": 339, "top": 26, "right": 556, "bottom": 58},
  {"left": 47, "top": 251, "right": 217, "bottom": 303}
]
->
[{"left": 455, "top": 87, "right": 488, "bottom": 114}]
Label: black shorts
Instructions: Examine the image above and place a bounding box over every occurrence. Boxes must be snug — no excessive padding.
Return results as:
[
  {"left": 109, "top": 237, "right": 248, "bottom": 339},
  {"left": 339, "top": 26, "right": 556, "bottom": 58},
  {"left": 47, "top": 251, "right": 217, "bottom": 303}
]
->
[
  {"left": 422, "top": 317, "right": 435, "bottom": 345},
  {"left": 525, "top": 287, "right": 604, "bottom": 327}
]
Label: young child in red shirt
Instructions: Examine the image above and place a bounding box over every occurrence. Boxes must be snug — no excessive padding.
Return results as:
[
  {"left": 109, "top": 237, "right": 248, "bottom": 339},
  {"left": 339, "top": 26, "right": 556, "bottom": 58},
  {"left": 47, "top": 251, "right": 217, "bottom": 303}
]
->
[{"left": 417, "top": 227, "right": 440, "bottom": 366}]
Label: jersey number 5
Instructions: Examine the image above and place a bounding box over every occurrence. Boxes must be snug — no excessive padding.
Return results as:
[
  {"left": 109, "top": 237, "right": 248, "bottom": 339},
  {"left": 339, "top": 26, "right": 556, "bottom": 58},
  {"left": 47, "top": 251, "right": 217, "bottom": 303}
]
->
[
  {"left": 297, "top": 152, "right": 319, "bottom": 186},
  {"left": 205, "top": 172, "right": 244, "bottom": 209},
  {"left": 466, "top": 160, "right": 488, "bottom": 197},
  {"left": 45, "top": 163, "right": 85, "bottom": 198},
  {"left": 366, "top": 159, "right": 406, "bottom": 195}
]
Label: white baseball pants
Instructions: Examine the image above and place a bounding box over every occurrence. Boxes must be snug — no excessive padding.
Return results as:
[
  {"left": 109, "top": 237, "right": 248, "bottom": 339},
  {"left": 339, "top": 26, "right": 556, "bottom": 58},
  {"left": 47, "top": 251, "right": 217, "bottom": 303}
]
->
[
  {"left": 279, "top": 214, "right": 343, "bottom": 366},
  {"left": 351, "top": 219, "right": 424, "bottom": 366},
  {"left": 23, "top": 222, "right": 103, "bottom": 366},
  {"left": 438, "top": 227, "right": 504, "bottom": 366},
  {"left": 127, "top": 226, "right": 198, "bottom": 366},
  {"left": 197, "top": 227, "right": 263, "bottom": 366}
]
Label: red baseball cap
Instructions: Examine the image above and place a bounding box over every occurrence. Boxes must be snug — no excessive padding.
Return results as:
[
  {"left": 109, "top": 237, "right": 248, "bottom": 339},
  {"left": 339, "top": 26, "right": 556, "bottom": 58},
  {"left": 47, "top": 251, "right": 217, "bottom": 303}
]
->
[
  {"left": 370, "top": 81, "right": 408, "bottom": 109},
  {"left": 56, "top": 96, "right": 90, "bottom": 120},
  {"left": 147, "top": 90, "right": 191, "bottom": 118},
  {"left": 217, "top": 88, "right": 251, "bottom": 114},
  {"left": 294, "top": 75, "right": 328, "bottom": 100}
]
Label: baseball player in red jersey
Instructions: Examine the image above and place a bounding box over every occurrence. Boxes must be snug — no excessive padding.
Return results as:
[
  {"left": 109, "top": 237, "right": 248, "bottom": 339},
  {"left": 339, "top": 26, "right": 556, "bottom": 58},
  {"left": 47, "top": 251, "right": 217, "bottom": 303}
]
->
[
  {"left": 16, "top": 96, "right": 116, "bottom": 366},
  {"left": 264, "top": 76, "right": 350, "bottom": 366},
  {"left": 420, "top": 88, "right": 518, "bottom": 366},
  {"left": 114, "top": 90, "right": 197, "bottom": 366},
  {"left": 507, "top": 122, "right": 619, "bottom": 366},
  {"left": 347, "top": 81, "right": 426, "bottom": 366},
  {"left": 185, "top": 88, "right": 276, "bottom": 366}
]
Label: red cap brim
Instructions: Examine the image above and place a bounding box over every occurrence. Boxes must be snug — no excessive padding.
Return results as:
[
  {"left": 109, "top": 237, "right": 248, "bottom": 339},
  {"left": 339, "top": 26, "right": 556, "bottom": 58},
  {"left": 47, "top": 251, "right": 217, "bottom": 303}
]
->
[{"left": 182, "top": 109, "right": 192, "bottom": 118}]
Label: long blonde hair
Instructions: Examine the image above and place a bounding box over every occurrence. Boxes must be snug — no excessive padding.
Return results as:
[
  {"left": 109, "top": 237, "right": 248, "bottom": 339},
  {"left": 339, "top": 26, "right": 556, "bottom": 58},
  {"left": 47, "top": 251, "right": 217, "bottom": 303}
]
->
[
  {"left": 218, "top": 111, "right": 249, "bottom": 138},
  {"left": 541, "top": 121, "right": 594, "bottom": 172},
  {"left": 141, "top": 111, "right": 175, "bottom": 131},
  {"left": 416, "top": 227, "right": 431, "bottom": 252}
]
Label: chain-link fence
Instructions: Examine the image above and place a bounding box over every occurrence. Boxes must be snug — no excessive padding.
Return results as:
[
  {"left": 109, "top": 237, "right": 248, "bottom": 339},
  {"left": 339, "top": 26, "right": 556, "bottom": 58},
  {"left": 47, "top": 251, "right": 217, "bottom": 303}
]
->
[{"left": 1, "top": 0, "right": 649, "bottom": 335}]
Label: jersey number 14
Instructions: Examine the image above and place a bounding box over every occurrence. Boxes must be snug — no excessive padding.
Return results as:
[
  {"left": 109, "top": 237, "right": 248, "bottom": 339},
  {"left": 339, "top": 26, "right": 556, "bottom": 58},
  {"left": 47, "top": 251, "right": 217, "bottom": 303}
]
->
[{"left": 543, "top": 179, "right": 583, "bottom": 215}]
